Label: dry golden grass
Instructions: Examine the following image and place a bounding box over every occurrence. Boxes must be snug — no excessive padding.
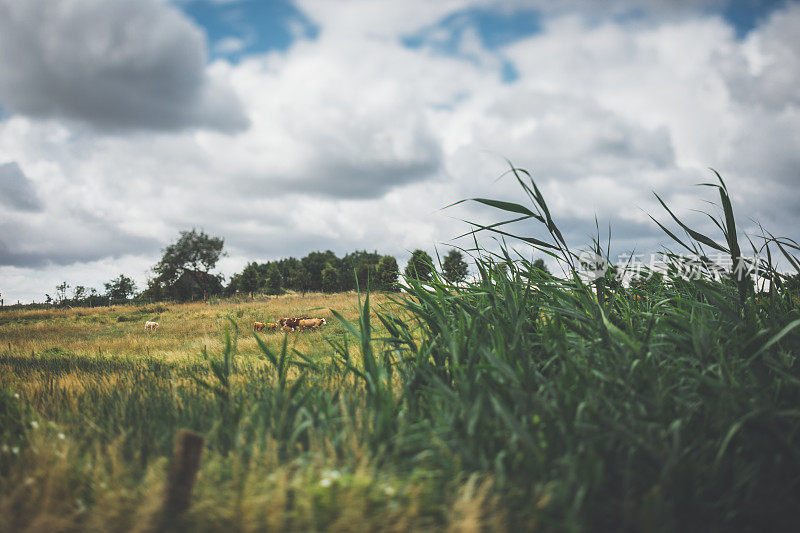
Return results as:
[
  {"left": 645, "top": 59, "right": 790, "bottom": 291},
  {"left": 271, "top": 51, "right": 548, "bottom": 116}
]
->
[
  {"left": 1, "top": 291, "right": 470, "bottom": 532},
  {"left": 1, "top": 291, "right": 389, "bottom": 363},
  {"left": 1, "top": 291, "right": 401, "bottom": 411}
]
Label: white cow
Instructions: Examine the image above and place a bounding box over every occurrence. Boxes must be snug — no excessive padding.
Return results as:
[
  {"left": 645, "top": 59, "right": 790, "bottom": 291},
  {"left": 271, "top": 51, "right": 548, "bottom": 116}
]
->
[{"left": 144, "top": 321, "right": 159, "bottom": 331}]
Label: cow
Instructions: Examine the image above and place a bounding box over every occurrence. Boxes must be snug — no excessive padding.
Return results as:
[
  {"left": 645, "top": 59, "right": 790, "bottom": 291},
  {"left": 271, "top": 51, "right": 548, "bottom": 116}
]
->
[
  {"left": 298, "top": 318, "right": 326, "bottom": 330},
  {"left": 279, "top": 317, "right": 304, "bottom": 328},
  {"left": 254, "top": 321, "right": 266, "bottom": 332},
  {"left": 145, "top": 321, "right": 159, "bottom": 331},
  {"left": 266, "top": 322, "right": 279, "bottom": 331},
  {"left": 281, "top": 325, "right": 294, "bottom": 332}
]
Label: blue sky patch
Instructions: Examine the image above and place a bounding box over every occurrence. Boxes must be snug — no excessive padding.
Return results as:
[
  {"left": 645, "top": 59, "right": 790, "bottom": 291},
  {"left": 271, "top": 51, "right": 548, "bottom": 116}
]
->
[
  {"left": 401, "top": 7, "right": 540, "bottom": 84},
  {"left": 403, "top": 7, "right": 542, "bottom": 52},
  {"left": 719, "top": 0, "right": 792, "bottom": 38},
  {"left": 178, "top": 0, "right": 318, "bottom": 61}
]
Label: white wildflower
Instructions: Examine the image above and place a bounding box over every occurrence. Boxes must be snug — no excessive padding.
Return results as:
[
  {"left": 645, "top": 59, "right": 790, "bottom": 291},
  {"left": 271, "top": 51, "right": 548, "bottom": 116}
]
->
[
  {"left": 30, "top": 421, "right": 39, "bottom": 429},
  {"left": 13, "top": 393, "right": 19, "bottom": 399},
  {"left": 58, "top": 433, "right": 66, "bottom": 440},
  {"left": 383, "top": 485, "right": 396, "bottom": 496},
  {"left": 319, "top": 469, "right": 341, "bottom": 488},
  {"left": 12, "top": 446, "right": 19, "bottom": 455}
]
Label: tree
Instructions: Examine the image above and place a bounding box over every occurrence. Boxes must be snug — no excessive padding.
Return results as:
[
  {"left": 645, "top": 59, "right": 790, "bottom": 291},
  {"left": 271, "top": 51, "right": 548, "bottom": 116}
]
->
[
  {"left": 442, "top": 250, "right": 469, "bottom": 285},
  {"left": 274, "top": 257, "right": 301, "bottom": 285},
  {"left": 88, "top": 287, "right": 102, "bottom": 307},
  {"left": 239, "top": 262, "right": 262, "bottom": 298},
  {"left": 302, "top": 251, "right": 339, "bottom": 292},
  {"left": 377, "top": 255, "right": 399, "bottom": 291},
  {"left": 356, "top": 263, "right": 376, "bottom": 290},
  {"left": 405, "top": 250, "right": 434, "bottom": 283},
  {"left": 339, "top": 250, "right": 381, "bottom": 291},
  {"left": 289, "top": 265, "right": 311, "bottom": 295},
  {"left": 321, "top": 264, "right": 340, "bottom": 293},
  {"left": 153, "top": 229, "right": 225, "bottom": 301},
  {"left": 532, "top": 258, "right": 550, "bottom": 275},
  {"left": 73, "top": 285, "right": 87, "bottom": 302},
  {"left": 141, "top": 277, "right": 165, "bottom": 301},
  {"left": 105, "top": 274, "right": 136, "bottom": 302},
  {"left": 784, "top": 272, "right": 800, "bottom": 293},
  {"left": 265, "top": 264, "right": 282, "bottom": 295},
  {"left": 56, "top": 281, "right": 70, "bottom": 304}
]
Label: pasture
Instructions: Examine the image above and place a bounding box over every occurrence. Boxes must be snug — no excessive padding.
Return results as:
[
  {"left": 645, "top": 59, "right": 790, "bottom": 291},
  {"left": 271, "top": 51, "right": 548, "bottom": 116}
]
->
[{"left": 2, "top": 173, "right": 800, "bottom": 531}]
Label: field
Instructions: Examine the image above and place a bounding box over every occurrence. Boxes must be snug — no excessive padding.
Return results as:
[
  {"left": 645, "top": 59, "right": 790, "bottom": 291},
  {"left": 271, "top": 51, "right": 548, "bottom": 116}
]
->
[{"left": 3, "top": 172, "right": 800, "bottom": 532}]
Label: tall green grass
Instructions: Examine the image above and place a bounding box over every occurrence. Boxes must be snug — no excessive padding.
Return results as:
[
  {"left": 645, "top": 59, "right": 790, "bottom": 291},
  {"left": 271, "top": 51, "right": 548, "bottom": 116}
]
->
[{"left": 2, "top": 167, "right": 800, "bottom": 531}]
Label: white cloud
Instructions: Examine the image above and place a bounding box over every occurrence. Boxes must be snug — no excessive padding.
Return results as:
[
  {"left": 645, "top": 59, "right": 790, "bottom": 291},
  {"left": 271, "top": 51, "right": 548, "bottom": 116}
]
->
[
  {"left": 0, "top": 0, "right": 248, "bottom": 132},
  {"left": 0, "top": 162, "right": 42, "bottom": 212},
  {"left": 0, "top": 2, "right": 799, "bottom": 302},
  {"left": 214, "top": 36, "right": 248, "bottom": 55},
  {"left": 0, "top": 255, "right": 155, "bottom": 305}
]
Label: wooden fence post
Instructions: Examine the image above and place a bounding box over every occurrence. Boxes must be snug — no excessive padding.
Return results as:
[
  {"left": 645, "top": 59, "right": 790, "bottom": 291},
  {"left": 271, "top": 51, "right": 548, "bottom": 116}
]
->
[{"left": 160, "top": 429, "right": 205, "bottom": 528}]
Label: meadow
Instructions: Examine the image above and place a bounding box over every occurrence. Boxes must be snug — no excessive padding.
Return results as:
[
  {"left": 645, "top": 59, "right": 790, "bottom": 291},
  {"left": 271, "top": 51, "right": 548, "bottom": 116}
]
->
[{"left": 2, "top": 169, "right": 800, "bottom": 532}]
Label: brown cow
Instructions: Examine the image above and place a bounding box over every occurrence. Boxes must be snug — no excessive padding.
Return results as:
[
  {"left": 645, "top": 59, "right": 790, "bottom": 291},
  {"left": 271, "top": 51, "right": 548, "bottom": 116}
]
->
[
  {"left": 298, "top": 318, "right": 326, "bottom": 330},
  {"left": 266, "top": 322, "right": 279, "bottom": 331},
  {"left": 253, "top": 321, "right": 266, "bottom": 332},
  {"left": 281, "top": 325, "right": 294, "bottom": 332},
  {"left": 279, "top": 317, "right": 307, "bottom": 328}
]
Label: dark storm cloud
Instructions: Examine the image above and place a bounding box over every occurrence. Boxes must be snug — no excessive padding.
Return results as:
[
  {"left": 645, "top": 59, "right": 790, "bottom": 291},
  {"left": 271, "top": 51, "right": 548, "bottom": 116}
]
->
[
  {"left": 0, "top": 162, "right": 42, "bottom": 211},
  {"left": 303, "top": 151, "right": 443, "bottom": 199},
  {"left": 0, "top": 213, "right": 160, "bottom": 268},
  {"left": 0, "top": 0, "right": 248, "bottom": 132}
]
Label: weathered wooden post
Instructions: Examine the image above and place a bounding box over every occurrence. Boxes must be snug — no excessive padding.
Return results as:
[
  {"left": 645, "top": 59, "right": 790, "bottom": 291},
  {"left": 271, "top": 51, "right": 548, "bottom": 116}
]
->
[{"left": 160, "top": 429, "right": 205, "bottom": 529}]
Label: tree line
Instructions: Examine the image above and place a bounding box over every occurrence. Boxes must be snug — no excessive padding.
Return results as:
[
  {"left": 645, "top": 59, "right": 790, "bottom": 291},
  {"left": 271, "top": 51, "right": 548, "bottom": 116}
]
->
[{"left": 29, "top": 229, "right": 476, "bottom": 306}]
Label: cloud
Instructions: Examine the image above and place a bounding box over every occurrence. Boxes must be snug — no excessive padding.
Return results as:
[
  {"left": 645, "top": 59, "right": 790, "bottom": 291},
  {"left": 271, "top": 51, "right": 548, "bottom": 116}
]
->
[
  {"left": 1, "top": 1, "right": 799, "bottom": 303},
  {"left": 0, "top": 210, "right": 160, "bottom": 268},
  {"left": 214, "top": 36, "right": 248, "bottom": 55},
  {"left": 0, "top": 0, "right": 248, "bottom": 132},
  {"left": 192, "top": 34, "right": 456, "bottom": 199},
  {"left": 0, "top": 254, "right": 155, "bottom": 304},
  {"left": 0, "top": 162, "right": 42, "bottom": 211}
]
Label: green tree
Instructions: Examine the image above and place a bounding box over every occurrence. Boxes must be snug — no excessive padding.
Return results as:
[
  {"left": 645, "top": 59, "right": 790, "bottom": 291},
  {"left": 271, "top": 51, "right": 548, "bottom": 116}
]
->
[
  {"left": 405, "top": 250, "right": 434, "bottom": 282},
  {"left": 153, "top": 229, "right": 225, "bottom": 301},
  {"left": 321, "top": 264, "right": 340, "bottom": 293},
  {"left": 784, "top": 272, "right": 800, "bottom": 293},
  {"left": 289, "top": 265, "right": 311, "bottom": 295},
  {"left": 340, "top": 250, "right": 381, "bottom": 291},
  {"left": 442, "top": 250, "right": 469, "bottom": 285},
  {"left": 73, "top": 285, "right": 87, "bottom": 302},
  {"left": 265, "top": 264, "right": 282, "bottom": 295},
  {"left": 356, "top": 263, "right": 377, "bottom": 290},
  {"left": 532, "top": 258, "right": 550, "bottom": 275},
  {"left": 104, "top": 275, "right": 136, "bottom": 302},
  {"left": 377, "top": 255, "right": 399, "bottom": 291},
  {"left": 88, "top": 287, "right": 102, "bottom": 307},
  {"left": 55, "top": 281, "right": 70, "bottom": 305},
  {"left": 302, "top": 251, "right": 339, "bottom": 292},
  {"left": 239, "top": 262, "right": 262, "bottom": 298}
]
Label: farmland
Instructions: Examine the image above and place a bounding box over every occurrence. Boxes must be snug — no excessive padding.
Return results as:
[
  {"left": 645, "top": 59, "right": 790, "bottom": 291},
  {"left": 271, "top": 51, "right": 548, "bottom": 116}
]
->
[{"left": 2, "top": 173, "right": 800, "bottom": 531}]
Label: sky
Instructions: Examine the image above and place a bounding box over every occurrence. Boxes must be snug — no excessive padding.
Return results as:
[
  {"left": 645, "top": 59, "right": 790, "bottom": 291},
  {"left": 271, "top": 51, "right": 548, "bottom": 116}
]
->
[{"left": 0, "top": 0, "right": 798, "bottom": 303}]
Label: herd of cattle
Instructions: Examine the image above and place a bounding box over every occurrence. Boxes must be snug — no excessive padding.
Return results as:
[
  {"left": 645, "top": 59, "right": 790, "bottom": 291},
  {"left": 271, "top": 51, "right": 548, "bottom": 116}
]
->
[
  {"left": 143, "top": 317, "right": 327, "bottom": 333},
  {"left": 253, "top": 317, "right": 327, "bottom": 332}
]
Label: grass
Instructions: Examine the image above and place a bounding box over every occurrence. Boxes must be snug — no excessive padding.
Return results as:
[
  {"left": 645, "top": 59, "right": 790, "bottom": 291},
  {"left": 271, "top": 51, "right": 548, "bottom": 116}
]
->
[{"left": 2, "top": 168, "right": 800, "bottom": 531}]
